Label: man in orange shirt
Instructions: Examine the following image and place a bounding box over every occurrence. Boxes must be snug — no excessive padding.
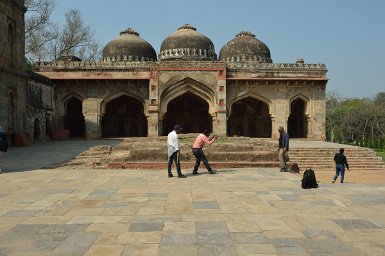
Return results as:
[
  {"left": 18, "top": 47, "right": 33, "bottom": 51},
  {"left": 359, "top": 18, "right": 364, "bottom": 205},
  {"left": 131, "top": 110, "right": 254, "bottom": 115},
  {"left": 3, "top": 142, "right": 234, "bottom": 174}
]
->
[{"left": 192, "top": 129, "right": 217, "bottom": 175}]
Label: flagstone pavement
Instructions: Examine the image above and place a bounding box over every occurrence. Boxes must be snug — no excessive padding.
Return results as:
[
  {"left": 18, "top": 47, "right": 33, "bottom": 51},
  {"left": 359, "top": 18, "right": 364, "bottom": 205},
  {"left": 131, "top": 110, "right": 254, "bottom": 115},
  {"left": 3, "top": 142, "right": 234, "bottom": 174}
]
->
[{"left": 0, "top": 140, "right": 384, "bottom": 255}]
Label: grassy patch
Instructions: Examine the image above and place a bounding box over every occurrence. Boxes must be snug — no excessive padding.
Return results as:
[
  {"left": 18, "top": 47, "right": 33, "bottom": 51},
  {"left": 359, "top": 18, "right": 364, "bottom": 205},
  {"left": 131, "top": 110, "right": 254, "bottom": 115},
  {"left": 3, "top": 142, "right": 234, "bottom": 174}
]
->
[{"left": 374, "top": 149, "right": 385, "bottom": 162}]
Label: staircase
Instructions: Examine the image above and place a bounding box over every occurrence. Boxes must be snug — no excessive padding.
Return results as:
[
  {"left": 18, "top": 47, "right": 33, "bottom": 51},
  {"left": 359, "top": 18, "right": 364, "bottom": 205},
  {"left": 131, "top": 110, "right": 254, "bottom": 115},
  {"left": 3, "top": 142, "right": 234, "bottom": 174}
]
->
[
  {"left": 70, "top": 136, "right": 385, "bottom": 171},
  {"left": 289, "top": 145, "right": 385, "bottom": 172},
  {"left": 106, "top": 136, "right": 280, "bottom": 169}
]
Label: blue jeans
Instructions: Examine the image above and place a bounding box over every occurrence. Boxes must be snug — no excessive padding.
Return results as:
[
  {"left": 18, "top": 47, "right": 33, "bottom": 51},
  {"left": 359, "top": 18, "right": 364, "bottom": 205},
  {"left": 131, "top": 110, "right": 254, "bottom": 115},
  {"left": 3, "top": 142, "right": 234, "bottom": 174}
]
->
[
  {"left": 168, "top": 152, "right": 181, "bottom": 175},
  {"left": 333, "top": 164, "right": 345, "bottom": 183}
]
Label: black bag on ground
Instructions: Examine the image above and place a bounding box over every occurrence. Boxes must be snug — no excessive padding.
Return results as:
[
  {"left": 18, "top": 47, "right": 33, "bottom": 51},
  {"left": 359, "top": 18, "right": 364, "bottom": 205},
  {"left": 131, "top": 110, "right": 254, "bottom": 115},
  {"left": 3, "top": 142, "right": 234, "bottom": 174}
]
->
[
  {"left": 301, "top": 167, "right": 318, "bottom": 189},
  {"left": 289, "top": 163, "right": 300, "bottom": 173}
]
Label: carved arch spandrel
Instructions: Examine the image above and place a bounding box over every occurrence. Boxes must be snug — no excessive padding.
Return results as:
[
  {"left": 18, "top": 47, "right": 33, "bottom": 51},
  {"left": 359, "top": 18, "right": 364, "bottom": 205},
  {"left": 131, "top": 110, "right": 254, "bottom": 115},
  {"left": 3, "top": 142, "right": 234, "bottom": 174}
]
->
[
  {"left": 100, "top": 92, "right": 147, "bottom": 116},
  {"left": 227, "top": 92, "right": 273, "bottom": 117},
  {"left": 159, "top": 77, "right": 215, "bottom": 117},
  {"left": 62, "top": 92, "right": 84, "bottom": 114},
  {"left": 289, "top": 93, "right": 310, "bottom": 116}
]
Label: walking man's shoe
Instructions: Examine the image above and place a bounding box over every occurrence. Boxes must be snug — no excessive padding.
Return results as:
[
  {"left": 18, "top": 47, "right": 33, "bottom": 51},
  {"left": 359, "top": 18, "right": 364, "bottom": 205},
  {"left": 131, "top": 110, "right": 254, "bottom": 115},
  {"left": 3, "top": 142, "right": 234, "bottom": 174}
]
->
[
  {"left": 178, "top": 174, "right": 187, "bottom": 178},
  {"left": 168, "top": 173, "right": 173, "bottom": 178},
  {"left": 208, "top": 170, "right": 216, "bottom": 174},
  {"left": 192, "top": 171, "right": 199, "bottom": 175}
]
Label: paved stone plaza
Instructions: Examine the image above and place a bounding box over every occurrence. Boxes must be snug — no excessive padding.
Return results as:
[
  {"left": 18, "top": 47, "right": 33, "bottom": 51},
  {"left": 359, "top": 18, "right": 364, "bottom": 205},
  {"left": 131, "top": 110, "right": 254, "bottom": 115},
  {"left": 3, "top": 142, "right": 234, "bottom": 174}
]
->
[{"left": 0, "top": 141, "right": 384, "bottom": 255}]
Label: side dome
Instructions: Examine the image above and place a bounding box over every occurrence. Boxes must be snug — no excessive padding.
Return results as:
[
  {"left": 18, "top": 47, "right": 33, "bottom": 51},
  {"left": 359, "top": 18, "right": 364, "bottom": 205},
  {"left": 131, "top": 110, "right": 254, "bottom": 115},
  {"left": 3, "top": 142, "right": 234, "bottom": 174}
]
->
[
  {"left": 102, "top": 28, "right": 157, "bottom": 61},
  {"left": 219, "top": 31, "right": 272, "bottom": 63},
  {"left": 159, "top": 24, "right": 216, "bottom": 61}
]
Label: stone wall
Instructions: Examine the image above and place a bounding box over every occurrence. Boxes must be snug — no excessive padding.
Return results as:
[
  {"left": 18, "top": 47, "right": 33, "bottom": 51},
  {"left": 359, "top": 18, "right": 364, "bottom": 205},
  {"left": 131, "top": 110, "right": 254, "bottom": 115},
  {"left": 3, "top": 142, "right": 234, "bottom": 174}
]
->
[
  {"left": 26, "top": 73, "right": 55, "bottom": 142},
  {"left": 0, "top": 0, "right": 26, "bottom": 138}
]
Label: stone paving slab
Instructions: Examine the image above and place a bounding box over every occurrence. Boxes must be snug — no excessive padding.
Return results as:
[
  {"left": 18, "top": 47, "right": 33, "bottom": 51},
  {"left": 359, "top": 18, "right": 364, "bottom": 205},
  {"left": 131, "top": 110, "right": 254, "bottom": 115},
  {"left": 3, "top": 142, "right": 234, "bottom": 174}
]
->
[{"left": 0, "top": 166, "right": 385, "bottom": 255}]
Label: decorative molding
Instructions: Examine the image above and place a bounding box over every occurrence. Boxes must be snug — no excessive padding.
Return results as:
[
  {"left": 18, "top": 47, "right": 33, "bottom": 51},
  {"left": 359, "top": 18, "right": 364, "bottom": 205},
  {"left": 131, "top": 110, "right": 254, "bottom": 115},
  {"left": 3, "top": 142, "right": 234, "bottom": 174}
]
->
[
  {"left": 102, "top": 55, "right": 156, "bottom": 62},
  {"left": 159, "top": 47, "right": 217, "bottom": 60},
  {"left": 227, "top": 62, "right": 327, "bottom": 70},
  {"left": 35, "top": 60, "right": 151, "bottom": 70},
  {"left": 222, "top": 54, "right": 272, "bottom": 63}
]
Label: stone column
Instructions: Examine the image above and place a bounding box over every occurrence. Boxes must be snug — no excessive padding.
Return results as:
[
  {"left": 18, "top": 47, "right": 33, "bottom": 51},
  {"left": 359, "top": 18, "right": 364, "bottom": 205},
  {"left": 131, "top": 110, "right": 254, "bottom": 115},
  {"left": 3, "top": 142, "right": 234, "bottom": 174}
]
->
[
  {"left": 148, "top": 65, "right": 159, "bottom": 137},
  {"left": 271, "top": 116, "right": 277, "bottom": 139},
  {"left": 215, "top": 111, "right": 227, "bottom": 136},
  {"left": 216, "top": 69, "right": 227, "bottom": 136},
  {"left": 147, "top": 111, "right": 159, "bottom": 137},
  {"left": 274, "top": 86, "right": 289, "bottom": 139},
  {"left": 83, "top": 98, "right": 100, "bottom": 139}
]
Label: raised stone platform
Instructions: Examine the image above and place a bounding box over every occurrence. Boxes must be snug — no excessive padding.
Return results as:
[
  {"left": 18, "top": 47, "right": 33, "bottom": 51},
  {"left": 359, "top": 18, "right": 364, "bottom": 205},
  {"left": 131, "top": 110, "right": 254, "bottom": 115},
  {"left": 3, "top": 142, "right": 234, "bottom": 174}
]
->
[{"left": 59, "top": 137, "right": 385, "bottom": 173}]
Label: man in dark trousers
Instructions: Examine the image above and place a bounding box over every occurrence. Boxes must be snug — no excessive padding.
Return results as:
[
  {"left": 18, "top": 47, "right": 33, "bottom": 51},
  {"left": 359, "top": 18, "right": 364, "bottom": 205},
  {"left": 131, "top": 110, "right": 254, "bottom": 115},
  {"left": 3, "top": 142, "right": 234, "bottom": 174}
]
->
[
  {"left": 167, "top": 125, "right": 186, "bottom": 178},
  {"left": 192, "top": 129, "right": 217, "bottom": 175},
  {"left": 278, "top": 126, "right": 289, "bottom": 172},
  {"left": 332, "top": 148, "right": 350, "bottom": 183}
]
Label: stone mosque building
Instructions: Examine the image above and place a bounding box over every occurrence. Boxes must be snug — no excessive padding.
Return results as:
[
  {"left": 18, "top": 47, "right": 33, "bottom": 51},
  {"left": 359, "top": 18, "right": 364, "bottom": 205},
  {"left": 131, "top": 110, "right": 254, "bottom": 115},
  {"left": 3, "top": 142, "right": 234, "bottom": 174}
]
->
[{"left": 1, "top": 0, "right": 328, "bottom": 144}]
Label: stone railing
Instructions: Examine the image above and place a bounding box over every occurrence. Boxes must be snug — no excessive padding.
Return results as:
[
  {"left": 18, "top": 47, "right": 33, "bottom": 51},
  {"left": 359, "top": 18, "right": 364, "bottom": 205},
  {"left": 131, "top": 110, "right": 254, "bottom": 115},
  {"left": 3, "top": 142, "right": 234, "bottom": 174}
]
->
[
  {"left": 159, "top": 48, "right": 217, "bottom": 60},
  {"left": 35, "top": 60, "right": 152, "bottom": 70},
  {"left": 155, "top": 60, "right": 226, "bottom": 69},
  {"left": 227, "top": 62, "right": 327, "bottom": 71},
  {"left": 221, "top": 54, "right": 272, "bottom": 63},
  {"left": 102, "top": 55, "right": 156, "bottom": 62}
]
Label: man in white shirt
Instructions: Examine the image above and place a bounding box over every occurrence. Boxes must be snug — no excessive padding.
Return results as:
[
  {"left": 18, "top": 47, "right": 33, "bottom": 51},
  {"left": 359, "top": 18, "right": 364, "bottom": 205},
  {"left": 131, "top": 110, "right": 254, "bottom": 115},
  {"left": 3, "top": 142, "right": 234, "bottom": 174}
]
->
[{"left": 167, "top": 125, "right": 186, "bottom": 178}]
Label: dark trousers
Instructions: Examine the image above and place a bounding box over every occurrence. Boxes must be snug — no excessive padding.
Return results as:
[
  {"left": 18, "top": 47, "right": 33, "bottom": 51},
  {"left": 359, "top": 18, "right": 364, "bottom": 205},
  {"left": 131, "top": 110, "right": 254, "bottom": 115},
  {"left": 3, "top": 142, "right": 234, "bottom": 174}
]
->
[
  {"left": 192, "top": 148, "right": 212, "bottom": 172},
  {"left": 168, "top": 152, "right": 181, "bottom": 175}
]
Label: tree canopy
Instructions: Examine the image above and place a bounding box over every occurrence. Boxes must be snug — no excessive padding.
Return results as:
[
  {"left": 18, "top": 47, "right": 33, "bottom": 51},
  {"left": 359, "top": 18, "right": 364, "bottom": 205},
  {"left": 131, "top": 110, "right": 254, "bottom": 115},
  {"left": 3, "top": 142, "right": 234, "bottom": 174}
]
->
[
  {"left": 25, "top": 0, "right": 101, "bottom": 62},
  {"left": 326, "top": 91, "right": 385, "bottom": 143}
]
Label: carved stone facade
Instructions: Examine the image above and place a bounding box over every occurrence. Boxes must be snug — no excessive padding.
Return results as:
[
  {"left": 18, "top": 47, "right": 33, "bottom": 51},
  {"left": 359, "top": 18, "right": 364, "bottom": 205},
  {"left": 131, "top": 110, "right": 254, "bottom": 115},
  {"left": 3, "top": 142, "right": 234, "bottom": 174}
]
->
[
  {"left": 1, "top": 0, "right": 55, "bottom": 144},
  {"left": 35, "top": 24, "right": 328, "bottom": 140},
  {"left": 0, "top": 0, "right": 26, "bottom": 136}
]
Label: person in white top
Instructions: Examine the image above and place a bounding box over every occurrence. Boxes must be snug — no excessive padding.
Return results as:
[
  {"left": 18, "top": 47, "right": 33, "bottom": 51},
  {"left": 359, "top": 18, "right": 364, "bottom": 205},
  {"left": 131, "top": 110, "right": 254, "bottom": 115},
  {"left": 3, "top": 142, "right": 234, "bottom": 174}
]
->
[{"left": 167, "top": 125, "right": 186, "bottom": 178}]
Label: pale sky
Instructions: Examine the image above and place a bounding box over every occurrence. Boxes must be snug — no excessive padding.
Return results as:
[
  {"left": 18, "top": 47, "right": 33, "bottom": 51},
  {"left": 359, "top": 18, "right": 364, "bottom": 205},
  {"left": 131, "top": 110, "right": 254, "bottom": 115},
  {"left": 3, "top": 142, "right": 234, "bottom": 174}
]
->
[{"left": 51, "top": 0, "right": 385, "bottom": 99}]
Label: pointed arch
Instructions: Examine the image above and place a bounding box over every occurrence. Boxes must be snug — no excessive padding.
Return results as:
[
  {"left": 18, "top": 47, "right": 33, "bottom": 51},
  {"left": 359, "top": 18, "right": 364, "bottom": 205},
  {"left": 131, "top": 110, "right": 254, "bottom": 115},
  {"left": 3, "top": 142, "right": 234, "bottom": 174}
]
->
[
  {"left": 7, "top": 89, "right": 16, "bottom": 131},
  {"left": 63, "top": 93, "right": 85, "bottom": 138},
  {"left": 289, "top": 93, "right": 309, "bottom": 115},
  {"left": 227, "top": 93, "right": 272, "bottom": 138},
  {"left": 62, "top": 92, "right": 83, "bottom": 112},
  {"left": 160, "top": 77, "right": 215, "bottom": 117},
  {"left": 228, "top": 92, "right": 272, "bottom": 117},
  {"left": 101, "top": 92, "right": 147, "bottom": 137},
  {"left": 7, "top": 21, "right": 16, "bottom": 66},
  {"left": 288, "top": 94, "right": 309, "bottom": 138},
  {"left": 100, "top": 91, "right": 146, "bottom": 116}
]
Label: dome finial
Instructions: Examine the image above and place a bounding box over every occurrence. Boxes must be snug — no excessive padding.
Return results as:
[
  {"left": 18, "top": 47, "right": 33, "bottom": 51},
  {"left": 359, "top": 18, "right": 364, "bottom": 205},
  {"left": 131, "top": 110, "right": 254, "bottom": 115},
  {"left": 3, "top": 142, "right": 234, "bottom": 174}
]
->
[
  {"left": 236, "top": 31, "right": 255, "bottom": 38},
  {"left": 120, "top": 28, "right": 139, "bottom": 36},
  {"left": 177, "top": 24, "right": 197, "bottom": 31}
]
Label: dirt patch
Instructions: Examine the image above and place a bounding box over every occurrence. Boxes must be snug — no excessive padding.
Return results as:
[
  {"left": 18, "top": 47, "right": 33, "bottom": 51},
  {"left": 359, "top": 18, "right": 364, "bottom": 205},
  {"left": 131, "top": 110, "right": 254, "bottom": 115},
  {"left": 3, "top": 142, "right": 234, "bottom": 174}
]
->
[{"left": 315, "top": 170, "right": 385, "bottom": 184}]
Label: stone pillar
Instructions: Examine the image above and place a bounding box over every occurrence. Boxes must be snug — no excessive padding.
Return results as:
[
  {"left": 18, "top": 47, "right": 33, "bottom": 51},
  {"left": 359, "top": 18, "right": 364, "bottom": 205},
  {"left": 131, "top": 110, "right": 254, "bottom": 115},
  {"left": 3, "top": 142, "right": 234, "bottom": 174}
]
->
[
  {"left": 147, "top": 112, "right": 159, "bottom": 137},
  {"left": 148, "top": 64, "right": 159, "bottom": 137},
  {"left": 271, "top": 116, "right": 277, "bottom": 139},
  {"left": 212, "top": 112, "right": 226, "bottom": 137},
  {"left": 216, "top": 69, "right": 227, "bottom": 136},
  {"left": 306, "top": 115, "right": 313, "bottom": 139},
  {"left": 83, "top": 98, "right": 100, "bottom": 139},
  {"left": 273, "top": 86, "right": 289, "bottom": 139}
]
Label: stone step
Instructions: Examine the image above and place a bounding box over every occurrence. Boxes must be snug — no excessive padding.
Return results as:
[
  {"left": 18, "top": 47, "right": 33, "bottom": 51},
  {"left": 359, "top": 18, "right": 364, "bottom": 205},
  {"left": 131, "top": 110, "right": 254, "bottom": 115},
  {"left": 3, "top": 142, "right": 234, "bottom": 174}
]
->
[{"left": 107, "top": 161, "right": 279, "bottom": 169}]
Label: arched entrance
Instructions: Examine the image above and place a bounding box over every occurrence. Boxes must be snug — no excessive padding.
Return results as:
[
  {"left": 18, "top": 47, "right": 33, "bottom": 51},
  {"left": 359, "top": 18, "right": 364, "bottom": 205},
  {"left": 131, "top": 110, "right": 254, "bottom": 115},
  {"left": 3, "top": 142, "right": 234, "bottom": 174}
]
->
[
  {"left": 102, "top": 95, "right": 147, "bottom": 137},
  {"left": 228, "top": 97, "right": 271, "bottom": 137},
  {"left": 7, "top": 91, "right": 16, "bottom": 131},
  {"left": 162, "top": 92, "right": 212, "bottom": 135},
  {"left": 288, "top": 98, "right": 307, "bottom": 138},
  {"left": 33, "top": 118, "right": 41, "bottom": 142},
  {"left": 64, "top": 97, "right": 85, "bottom": 138}
]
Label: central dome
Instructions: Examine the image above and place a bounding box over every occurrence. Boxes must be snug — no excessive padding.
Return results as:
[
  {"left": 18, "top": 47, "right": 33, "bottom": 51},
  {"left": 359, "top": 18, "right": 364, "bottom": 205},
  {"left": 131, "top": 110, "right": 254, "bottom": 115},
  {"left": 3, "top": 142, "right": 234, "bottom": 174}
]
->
[
  {"left": 219, "top": 31, "right": 272, "bottom": 63},
  {"left": 102, "top": 28, "right": 157, "bottom": 61},
  {"left": 159, "top": 24, "right": 216, "bottom": 61}
]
